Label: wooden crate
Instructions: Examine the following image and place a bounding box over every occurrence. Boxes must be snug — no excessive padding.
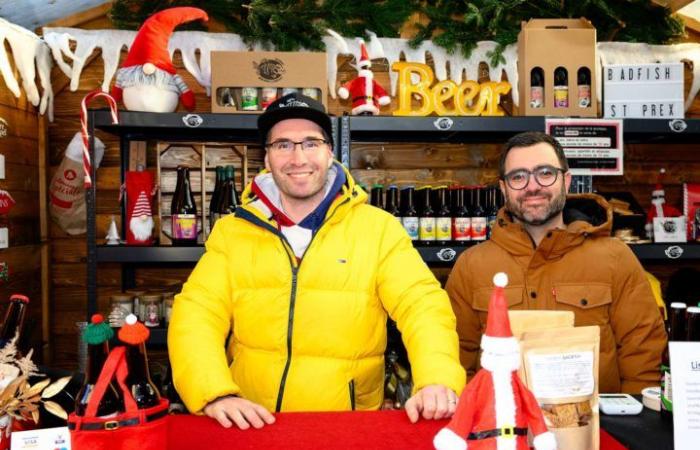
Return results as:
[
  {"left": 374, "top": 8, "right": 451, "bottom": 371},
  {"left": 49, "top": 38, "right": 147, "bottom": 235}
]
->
[{"left": 157, "top": 142, "right": 260, "bottom": 245}]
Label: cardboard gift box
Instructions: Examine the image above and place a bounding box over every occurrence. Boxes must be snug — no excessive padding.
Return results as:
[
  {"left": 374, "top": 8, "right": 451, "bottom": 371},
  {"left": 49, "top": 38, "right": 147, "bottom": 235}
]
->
[
  {"left": 518, "top": 18, "right": 597, "bottom": 117},
  {"left": 211, "top": 51, "right": 328, "bottom": 113}
]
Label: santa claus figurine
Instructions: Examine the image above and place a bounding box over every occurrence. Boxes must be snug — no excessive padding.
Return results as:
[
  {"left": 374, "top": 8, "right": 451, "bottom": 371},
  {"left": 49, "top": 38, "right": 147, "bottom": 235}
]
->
[
  {"left": 645, "top": 168, "right": 682, "bottom": 239},
  {"left": 434, "top": 273, "right": 556, "bottom": 450},
  {"left": 111, "top": 7, "right": 208, "bottom": 112},
  {"left": 338, "top": 41, "right": 391, "bottom": 115}
]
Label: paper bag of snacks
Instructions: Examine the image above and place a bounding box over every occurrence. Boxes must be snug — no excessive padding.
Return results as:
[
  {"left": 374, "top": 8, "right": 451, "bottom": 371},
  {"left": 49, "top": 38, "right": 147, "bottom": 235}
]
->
[
  {"left": 520, "top": 326, "right": 600, "bottom": 450},
  {"left": 509, "top": 310, "right": 574, "bottom": 338}
]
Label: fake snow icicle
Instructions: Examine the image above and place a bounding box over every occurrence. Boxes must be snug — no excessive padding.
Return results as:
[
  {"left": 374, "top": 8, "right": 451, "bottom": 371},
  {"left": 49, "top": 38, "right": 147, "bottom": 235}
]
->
[
  {"left": 80, "top": 91, "right": 119, "bottom": 188},
  {"left": 0, "top": 18, "right": 54, "bottom": 120}
]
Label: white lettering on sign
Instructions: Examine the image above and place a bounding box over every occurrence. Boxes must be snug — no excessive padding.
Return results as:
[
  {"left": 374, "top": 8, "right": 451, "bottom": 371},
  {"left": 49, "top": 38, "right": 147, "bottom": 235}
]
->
[{"left": 604, "top": 63, "right": 684, "bottom": 119}]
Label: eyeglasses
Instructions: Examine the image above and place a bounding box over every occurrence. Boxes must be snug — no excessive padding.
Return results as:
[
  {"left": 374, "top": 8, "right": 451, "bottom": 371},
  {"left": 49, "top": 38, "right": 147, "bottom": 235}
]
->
[
  {"left": 502, "top": 165, "right": 566, "bottom": 190},
  {"left": 265, "top": 138, "right": 329, "bottom": 153}
]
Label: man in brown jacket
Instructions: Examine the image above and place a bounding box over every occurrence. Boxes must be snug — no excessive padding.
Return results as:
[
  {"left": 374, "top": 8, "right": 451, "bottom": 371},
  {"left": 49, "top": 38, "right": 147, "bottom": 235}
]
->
[{"left": 447, "top": 131, "right": 666, "bottom": 393}]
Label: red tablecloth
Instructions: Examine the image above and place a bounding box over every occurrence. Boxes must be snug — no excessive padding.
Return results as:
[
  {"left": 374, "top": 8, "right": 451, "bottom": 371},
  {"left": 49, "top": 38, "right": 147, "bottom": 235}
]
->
[{"left": 168, "top": 410, "right": 627, "bottom": 449}]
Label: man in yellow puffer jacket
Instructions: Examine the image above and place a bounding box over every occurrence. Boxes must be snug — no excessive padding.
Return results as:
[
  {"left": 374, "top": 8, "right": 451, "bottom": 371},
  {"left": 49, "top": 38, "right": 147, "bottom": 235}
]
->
[{"left": 168, "top": 93, "right": 465, "bottom": 430}]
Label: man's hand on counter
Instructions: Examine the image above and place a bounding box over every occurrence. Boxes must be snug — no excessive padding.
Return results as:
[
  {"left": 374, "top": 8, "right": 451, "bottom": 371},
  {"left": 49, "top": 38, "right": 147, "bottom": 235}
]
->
[
  {"left": 203, "top": 395, "right": 276, "bottom": 430},
  {"left": 404, "top": 384, "right": 458, "bottom": 423}
]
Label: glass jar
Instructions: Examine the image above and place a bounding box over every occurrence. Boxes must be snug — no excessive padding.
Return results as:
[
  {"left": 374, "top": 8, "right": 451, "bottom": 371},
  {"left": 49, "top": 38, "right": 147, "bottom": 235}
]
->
[
  {"left": 164, "top": 294, "right": 175, "bottom": 326},
  {"left": 126, "top": 289, "right": 147, "bottom": 324},
  {"left": 141, "top": 294, "right": 162, "bottom": 327},
  {"left": 108, "top": 294, "right": 134, "bottom": 327},
  {"left": 159, "top": 291, "right": 176, "bottom": 322}
]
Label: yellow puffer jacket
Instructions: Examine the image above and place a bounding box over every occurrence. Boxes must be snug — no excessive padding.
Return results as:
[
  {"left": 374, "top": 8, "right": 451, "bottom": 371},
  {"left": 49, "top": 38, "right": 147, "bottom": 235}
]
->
[{"left": 169, "top": 165, "right": 465, "bottom": 414}]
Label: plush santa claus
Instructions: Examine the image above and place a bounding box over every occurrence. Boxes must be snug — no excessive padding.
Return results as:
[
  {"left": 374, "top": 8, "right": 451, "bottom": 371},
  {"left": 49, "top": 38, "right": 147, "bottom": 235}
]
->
[
  {"left": 434, "top": 273, "right": 556, "bottom": 450},
  {"left": 645, "top": 168, "right": 682, "bottom": 239},
  {"left": 338, "top": 41, "right": 391, "bottom": 115},
  {"left": 111, "top": 7, "right": 208, "bottom": 112}
]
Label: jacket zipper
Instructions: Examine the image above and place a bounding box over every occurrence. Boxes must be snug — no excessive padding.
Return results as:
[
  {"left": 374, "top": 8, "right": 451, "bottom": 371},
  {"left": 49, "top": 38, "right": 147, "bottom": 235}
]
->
[
  {"left": 271, "top": 197, "right": 351, "bottom": 412},
  {"left": 349, "top": 380, "right": 356, "bottom": 410}
]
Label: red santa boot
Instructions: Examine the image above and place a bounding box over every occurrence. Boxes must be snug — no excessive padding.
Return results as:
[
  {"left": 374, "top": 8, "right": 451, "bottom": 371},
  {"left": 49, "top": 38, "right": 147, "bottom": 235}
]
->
[
  {"left": 434, "top": 273, "right": 556, "bottom": 450},
  {"left": 337, "top": 41, "right": 391, "bottom": 115},
  {"left": 645, "top": 168, "right": 682, "bottom": 239},
  {"left": 111, "top": 7, "right": 208, "bottom": 112}
]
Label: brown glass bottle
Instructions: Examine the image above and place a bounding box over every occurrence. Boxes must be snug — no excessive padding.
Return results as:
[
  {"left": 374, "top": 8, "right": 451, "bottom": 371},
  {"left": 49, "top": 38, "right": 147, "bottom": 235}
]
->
[
  {"left": 208, "top": 166, "right": 225, "bottom": 233},
  {"left": 435, "top": 186, "right": 452, "bottom": 245},
  {"left": 385, "top": 185, "right": 400, "bottom": 217},
  {"left": 0, "top": 294, "right": 29, "bottom": 348},
  {"left": 216, "top": 165, "right": 239, "bottom": 218},
  {"left": 75, "top": 340, "right": 121, "bottom": 417},
  {"left": 471, "top": 187, "right": 487, "bottom": 241},
  {"left": 162, "top": 363, "right": 186, "bottom": 414},
  {"left": 124, "top": 340, "right": 160, "bottom": 409},
  {"left": 661, "top": 302, "right": 687, "bottom": 422},
  {"left": 171, "top": 167, "right": 198, "bottom": 246},
  {"left": 401, "top": 186, "right": 419, "bottom": 241},
  {"left": 452, "top": 186, "right": 471, "bottom": 243},
  {"left": 419, "top": 186, "right": 436, "bottom": 244},
  {"left": 370, "top": 184, "right": 384, "bottom": 209}
]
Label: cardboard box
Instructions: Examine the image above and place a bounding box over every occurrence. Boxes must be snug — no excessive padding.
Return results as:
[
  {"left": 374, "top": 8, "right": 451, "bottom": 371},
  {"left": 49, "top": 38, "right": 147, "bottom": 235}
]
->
[
  {"left": 518, "top": 18, "right": 597, "bottom": 117},
  {"left": 603, "top": 63, "right": 684, "bottom": 119},
  {"left": 653, "top": 217, "right": 687, "bottom": 243},
  {"left": 211, "top": 51, "right": 328, "bottom": 113}
]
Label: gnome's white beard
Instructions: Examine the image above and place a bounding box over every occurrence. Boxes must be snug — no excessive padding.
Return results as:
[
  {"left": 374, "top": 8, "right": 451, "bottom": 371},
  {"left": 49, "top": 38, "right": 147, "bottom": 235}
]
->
[{"left": 130, "top": 215, "right": 154, "bottom": 241}]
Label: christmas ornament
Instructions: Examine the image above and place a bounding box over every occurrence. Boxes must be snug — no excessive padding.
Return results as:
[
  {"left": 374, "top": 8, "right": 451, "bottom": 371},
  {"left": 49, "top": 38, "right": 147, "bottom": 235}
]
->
[
  {"left": 434, "top": 273, "right": 556, "bottom": 450},
  {"left": 338, "top": 41, "right": 390, "bottom": 115},
  {"left": 392, "top": 61, "right": 511, "bottom": 117},
  {"left": 118, "top": 314, "right": 150, "bottom": 345},
  {"left": 49, "top": 132, "right": 106, "bottom": 235},
  {"left": 110, "top": 7, "right": 208, "bottom": 112},
  {"left": 123, "top": 169, "right": 156, "bottom": 246},
  {"left": 0, "top": 191, "right": 15, "bottom": 215},
  {"left": 645, "top": 168, "right": 682, "bottom": 239},
  {"left": 81, "top": 90, "right": 118, "bottom": 188},
  {"left": 82, "top": 314, "right": 114, "bottom": 345},
  {"left": 105, "top": 216, "right": 121, "bottom": 245}
]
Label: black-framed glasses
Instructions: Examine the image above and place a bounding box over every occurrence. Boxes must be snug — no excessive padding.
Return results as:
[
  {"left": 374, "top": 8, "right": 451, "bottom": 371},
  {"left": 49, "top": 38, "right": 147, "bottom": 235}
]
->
[
  {"left": 265, "top": 138, "right": 329, "bottom": 153},
  {"left": 502, "top": 165, "right": 566, "bottom": 190}
]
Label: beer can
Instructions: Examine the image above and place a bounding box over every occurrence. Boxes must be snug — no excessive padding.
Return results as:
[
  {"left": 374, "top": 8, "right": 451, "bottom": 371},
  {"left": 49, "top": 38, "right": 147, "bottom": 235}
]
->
[
  {"left": 241, "top": 87, "right": 259, "bottom": 111},
  {"left": 261, "top": 87, "right": 279, "bottom": 110}
]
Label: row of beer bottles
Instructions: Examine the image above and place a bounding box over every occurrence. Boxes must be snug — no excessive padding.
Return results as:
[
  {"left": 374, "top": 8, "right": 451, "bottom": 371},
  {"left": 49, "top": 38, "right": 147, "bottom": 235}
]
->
[
  {"left": 76, "top": 314, "right": 185, "bottom": 417},
  {"left": 363, "top": 184, "right": 503, "bottom": 244},
  {"left": 171, "top": 165, "right": 239, "bottom": 246},
  {"left": 660, "top": 302, "right": 700, "bottom": 421},
  {"left": 530, "top": 66, "right": 591, "bottom": 109}
]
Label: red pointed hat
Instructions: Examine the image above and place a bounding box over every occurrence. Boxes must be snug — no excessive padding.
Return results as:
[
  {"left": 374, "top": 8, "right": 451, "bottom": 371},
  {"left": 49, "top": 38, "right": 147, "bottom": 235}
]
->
[
  {"left": 122, "top": 7, "right": 209, "bottom": 74},
  {"left": 358, "top": 41, "right": 371, "bottom": 68},
  {"left": 484, "top": 272, "right": 513, "bottom": 338},
  {"left": 652, "top": 168, "right": 666, "bottom": 197}
]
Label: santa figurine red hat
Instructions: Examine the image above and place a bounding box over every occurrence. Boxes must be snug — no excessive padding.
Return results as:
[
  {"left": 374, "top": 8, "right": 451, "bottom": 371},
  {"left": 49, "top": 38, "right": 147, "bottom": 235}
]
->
[
  {"left": 337, "top": 41, "right": 391, "bottom": 115},
  {"left": 645, "top": 168, "right": 682, "bottom": 239},
  {"left": 434, "top": 273, "right": 556, "bottom": 450},
  {"left": 111, "top": 7, "right": 208, "bottom": 112}
]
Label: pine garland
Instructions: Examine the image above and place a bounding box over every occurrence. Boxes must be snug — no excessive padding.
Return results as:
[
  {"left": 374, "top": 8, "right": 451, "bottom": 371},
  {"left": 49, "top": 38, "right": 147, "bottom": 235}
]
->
[{"left": 111, "top": 0, "right": 686, "bottom": 62}]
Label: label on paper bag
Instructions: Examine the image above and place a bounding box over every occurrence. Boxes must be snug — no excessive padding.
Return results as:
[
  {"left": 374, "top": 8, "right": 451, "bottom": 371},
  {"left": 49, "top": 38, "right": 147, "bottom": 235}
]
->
[
  {"left": 172, "top": 214, "right": 197, "bottom": 240},
  {"left": 11, "top": 426, "right": 71, "bottom": 450},
  {"left": 528, "top": 351, "right": 595, "bottom": 398}
]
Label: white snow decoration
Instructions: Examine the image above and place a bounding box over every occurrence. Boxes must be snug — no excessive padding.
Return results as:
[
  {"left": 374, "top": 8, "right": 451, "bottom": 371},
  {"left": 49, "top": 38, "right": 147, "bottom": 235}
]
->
[
  {"left": 38, "top": 27, "right": 700, "bottom": 114},
  {"left": 0, "top": 18, "right": 54, "bottom": 120}
]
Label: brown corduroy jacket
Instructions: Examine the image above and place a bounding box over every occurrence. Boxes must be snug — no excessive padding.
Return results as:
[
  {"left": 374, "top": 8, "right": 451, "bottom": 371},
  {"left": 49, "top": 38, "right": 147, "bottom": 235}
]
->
[{"left": 446, "top": 194, "right": 666, "bottom": 394}]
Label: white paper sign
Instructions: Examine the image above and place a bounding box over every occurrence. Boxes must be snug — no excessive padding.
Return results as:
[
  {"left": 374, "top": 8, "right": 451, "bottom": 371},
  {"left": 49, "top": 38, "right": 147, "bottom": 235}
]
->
[
  {"left": 669, "top": 342, "right": 700, "bottom": 450},
  {"left": 10, "top": 426, "right": 71, "bottom": 450},
  {"left": 0, "top": 228, "right": 7, "bottom": 249},
  {"left": 527, "top": 351, "right": 595, "bottom": 398}
]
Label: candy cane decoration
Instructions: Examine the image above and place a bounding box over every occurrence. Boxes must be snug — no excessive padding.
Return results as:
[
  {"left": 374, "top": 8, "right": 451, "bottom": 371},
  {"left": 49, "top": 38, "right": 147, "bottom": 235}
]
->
[{"left": 80, "top": 90, "right": 119, "bottom": 188}]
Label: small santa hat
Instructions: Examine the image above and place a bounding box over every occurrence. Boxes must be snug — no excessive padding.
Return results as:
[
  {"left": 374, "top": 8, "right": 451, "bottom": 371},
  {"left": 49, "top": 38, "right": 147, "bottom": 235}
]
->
[
  {"left": 358, "top": 41, "right": 371, "bottom": 69},
  {"left": 122, "top": 7, "right": 209, "bottom": 74},
  {"left": 82, "top": 313, "right": 114, "bottom": 345},
  {"left": 481, "top": 272, "right": 519, "bottom": 352},
  {"left": 132, "top": 190, "right": 152, "bottom": 218},
  {"left": 118, "top": 314, "right": 150, "bottom": 345},
  {"left": 652, "top": 168, "right": 666, "bottom": 198}
]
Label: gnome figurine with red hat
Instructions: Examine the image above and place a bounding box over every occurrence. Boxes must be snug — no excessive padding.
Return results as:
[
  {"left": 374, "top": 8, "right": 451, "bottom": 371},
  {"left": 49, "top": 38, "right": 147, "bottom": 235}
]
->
[
  {"left": 111, "top": 7, "right": 208, "bottom": 112},
  {"left": 434, "top": 273, "right": 556, "bottom": 450},
  {"left": 338, "top": 41, "right": 391, "bottom": 115},
  {"left": 645, "top": 168, "right": 682, "bottom": 239}
]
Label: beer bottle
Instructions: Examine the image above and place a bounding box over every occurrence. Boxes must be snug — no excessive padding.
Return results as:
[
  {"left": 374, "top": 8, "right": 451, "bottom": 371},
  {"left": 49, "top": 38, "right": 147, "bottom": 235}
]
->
[
  {"left": 577, "top": 67, "right": 592, "bottom": 108},
  {"left": 530, "top": 67, "right": 545, "bottom": 108},
  {"left": 471, "top": 186, "right": 487, "bottom": 241},
  {"left": 216, "top": 165, "right": 239, "bottom": 218},
  {"left": 435, "top": 186, "right": 452, "bottom": 246},
  {"left": 162, "top": 363, "right": 186, "bottom": 414},
  {"left": 554, "top": 67, "right": 569, "bottom": 108},
  {"left": 0, "top": 294, "right": 29, "bottom": 349},
  {"left": 76, "top": 314, "right": 121, "bottom": 417},
  {"left": 385, "top": 185, "right": 401, "bottom": 218},
  {"left": 419, "top": 186, "right": 436, "bottom": 244},
  {"left": 687, "top": 306, "right": 700, "bottom": 342},
  {"left": 452, "top": 186, "right": 471, "bottom": 243},
  {"left": 118, "top": 314, "right": 161, "bottom": 409},
  {"left": 370, "top": 184, "right": 384, "bottom": 209},
  {"left": 661, "top": 302, "right": 687, "bottom": 422},
  {"left": 486, "top": 186, "right": 499, "bottom": 239},
  {"left": 208, "top": 166, "right": 224, "bottom": 233},
  {"left": 401, "top": 186, "right": 419, "bottom": 241},
  {"left": 171, "top": 166, "right": 198, "bottom": 246}
]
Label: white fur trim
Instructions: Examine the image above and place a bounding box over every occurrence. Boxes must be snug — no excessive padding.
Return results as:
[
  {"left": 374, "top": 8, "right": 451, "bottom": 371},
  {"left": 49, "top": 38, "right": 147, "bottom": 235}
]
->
[
  {"left": 359, "top": 69, "right": 374, "bottom": 80},
  {"left": 338, "top": 87, "right": 349, "bottom": 99},
  {"left": 493, "top": 371, "right": 517, "bottom": 450},
  {"left": 493, "top": 272, "right": 508, "bottom": 287},
  {"left": 533, "top": 432, "right": 557, "bottom": 450},
  {"left": 352, "top": 103, "right": 380, "bottom": 115},
  {"left": 433, "top": 428, "right": 467, "bottom": 450},
  {"left": 481, "top": 335, "right": 519, "bottom": 353},
  {"left": 378, "top": 95, "right": 391, "bottom": 106},
  {"left": 480, "top": 349, "right": 521, "bottom": 372}
]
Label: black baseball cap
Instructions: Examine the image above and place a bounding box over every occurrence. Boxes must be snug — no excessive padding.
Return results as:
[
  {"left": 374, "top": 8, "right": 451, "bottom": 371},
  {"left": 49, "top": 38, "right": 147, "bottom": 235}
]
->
[{"left": 258, "top": 93, "right": 333, "bottom": 147}]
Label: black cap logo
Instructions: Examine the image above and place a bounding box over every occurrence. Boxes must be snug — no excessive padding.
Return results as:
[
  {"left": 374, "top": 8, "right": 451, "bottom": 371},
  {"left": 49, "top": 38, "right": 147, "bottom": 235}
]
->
[{"left": 255, "top": 58, "right": 286, "bottom": 82}]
